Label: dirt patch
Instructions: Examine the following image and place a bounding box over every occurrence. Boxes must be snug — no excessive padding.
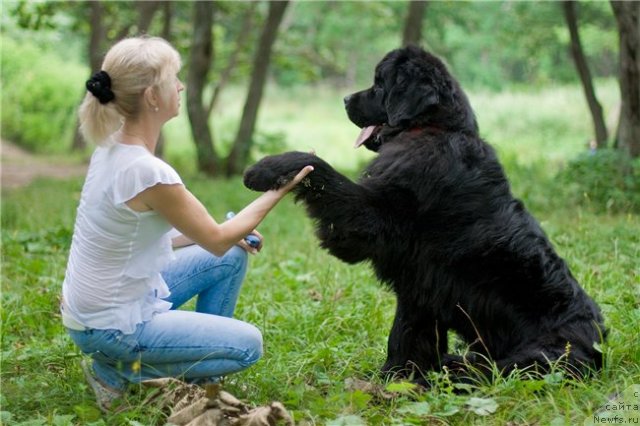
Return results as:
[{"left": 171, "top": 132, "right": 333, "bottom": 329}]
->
[{"left": 1, "top": 141, "right": 88, "bottom": 190}]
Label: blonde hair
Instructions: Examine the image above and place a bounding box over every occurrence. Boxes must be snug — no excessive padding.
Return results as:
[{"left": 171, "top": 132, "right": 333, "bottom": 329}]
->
[{"left": 78, "top": 36, "right": 181, "bottom": 145}]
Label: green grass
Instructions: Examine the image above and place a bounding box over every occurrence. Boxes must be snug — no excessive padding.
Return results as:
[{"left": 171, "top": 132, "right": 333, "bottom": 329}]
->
[{"left": 2, "top": 82, "right": 639, "bottom": 425}]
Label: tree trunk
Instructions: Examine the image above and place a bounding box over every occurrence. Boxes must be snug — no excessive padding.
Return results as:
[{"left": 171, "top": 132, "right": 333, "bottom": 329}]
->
[
  {"left": 186, "top": 1, "right": 219, "bottom": 175},
  {"left": 226, "top": 0, "right": 289, "bottom": 176},
  {"left": 136, "top": 1, "right": 162, "bottom": 34},
  {"left": 610, "top": 1, "right": 640, "bottom": 158},
  {"left": 162, "top": 1, "right": 172, "bottom": 40},
  {"left": 402, "top": 1, "right": 428, "bottom": 46},
  {"left": 562, "top": 1, "right": 608, "bottom": 148},
  {"left": 207, "top": 2, "right": 257, "bottom": 117},
  {"left": 71, "top": 1, "right": 106, "bottom": 151}
]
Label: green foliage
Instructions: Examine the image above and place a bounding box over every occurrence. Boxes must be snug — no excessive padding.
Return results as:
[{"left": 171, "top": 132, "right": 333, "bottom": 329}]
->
[
  {"left": 268, "top": 1, "right": 617, "bottom": 89},
  {"left": 10, "top": 0, "right": 59, "bottom": 31},
  {"left": 423, "top": 1, "right": 617, "bottom": 89},
  {"left": 1, "top": 36, "right": 87, "bottom": 153},
  {"left": 2, "top": 0, "right": 619, "bottom": 91},
  {"left": 558, "top": 149, "right": 640, "bottom": 213},
  {"left": 273, "top": 2, "right": 404, "bottom": 87}
]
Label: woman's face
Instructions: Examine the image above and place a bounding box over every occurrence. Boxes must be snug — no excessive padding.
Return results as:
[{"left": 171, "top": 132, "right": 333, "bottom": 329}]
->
[{"left": 158, "top": 72, "right": 184, "bottom": 120}]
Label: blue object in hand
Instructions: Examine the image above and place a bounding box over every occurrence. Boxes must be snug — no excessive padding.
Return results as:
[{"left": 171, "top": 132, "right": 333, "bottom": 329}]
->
[{"left": 225, "top": 212, "right": 262, "bottom": 248}]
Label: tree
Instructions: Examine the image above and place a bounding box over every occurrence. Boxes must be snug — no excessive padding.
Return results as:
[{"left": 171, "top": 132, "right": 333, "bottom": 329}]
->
[
  {"left": 136, "top": 1, "right": 163, "bottom": 34},
  {"left": 610, "top": 1, "right": 640, "bottom": 158},
  {"left": 184, "top": 2, "right": 265, "bottom": 177},
  {"left": 207, "top": 2, "right": 257, "bottom": 116},
  {"left": 226, "top": 0, "right": 290, "bottom": 176},
  {"left": 562, "top": 1, "right": 608, "bottom": 148},
  {"left": 402, "top": 1, "right": 428, "bottom": 46},
  {"left": 273, "top": 2, "right": 404, "bottom": 87},
  {"left": 186, "top": 1, "right": 218, "bottom": 175}
]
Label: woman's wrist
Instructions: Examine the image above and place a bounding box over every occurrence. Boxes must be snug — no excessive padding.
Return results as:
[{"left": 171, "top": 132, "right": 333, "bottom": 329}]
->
[{"left": 266, "top": 187, "right": 289, "bottom": 201}]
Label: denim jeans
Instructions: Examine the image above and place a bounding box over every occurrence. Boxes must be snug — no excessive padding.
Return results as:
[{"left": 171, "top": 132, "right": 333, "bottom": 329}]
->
[{"left": 66, "top": 245, "right": 262, "bottom": 391}]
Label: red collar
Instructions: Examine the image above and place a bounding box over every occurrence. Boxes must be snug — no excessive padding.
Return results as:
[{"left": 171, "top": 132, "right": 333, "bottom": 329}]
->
[{"left": 407, "top": 125, "right": 444, "bottom": 134}]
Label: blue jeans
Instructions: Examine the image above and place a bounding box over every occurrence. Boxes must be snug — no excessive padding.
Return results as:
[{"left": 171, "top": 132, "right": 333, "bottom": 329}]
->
[{"left": 66, "top": 245, "right": 262, "bottom": 391}]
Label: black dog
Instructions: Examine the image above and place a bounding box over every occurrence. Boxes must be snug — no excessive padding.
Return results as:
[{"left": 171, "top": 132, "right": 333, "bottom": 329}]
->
[{"left": 244, "top": 45, "right": 605, "bottom": 383}]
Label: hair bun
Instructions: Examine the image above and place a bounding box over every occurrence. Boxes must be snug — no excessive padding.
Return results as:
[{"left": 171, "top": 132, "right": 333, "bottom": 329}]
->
[{"left": 86, "top": 70, "right": 115, "bottom": 104}]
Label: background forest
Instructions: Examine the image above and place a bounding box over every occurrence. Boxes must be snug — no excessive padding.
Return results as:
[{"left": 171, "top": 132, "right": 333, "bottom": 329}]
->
[
  {"left": 1, "top": 1, "right": 639, "bottom": 425},
  {"left": 2, "top": 1, "right": 636, "bottom": 166}
]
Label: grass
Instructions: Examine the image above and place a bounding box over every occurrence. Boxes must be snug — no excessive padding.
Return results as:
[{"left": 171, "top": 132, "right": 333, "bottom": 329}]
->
[{"left": 2, "top": 82, "right": 639, "bottom": 425}]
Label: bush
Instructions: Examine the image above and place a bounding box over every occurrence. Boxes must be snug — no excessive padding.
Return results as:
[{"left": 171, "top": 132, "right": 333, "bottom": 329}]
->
[
  {"left": 1, "top": 36, "right": 87, "bottom": 153},
  {"left": 557, "top": 149, "right": 640, "bottom": 213}
]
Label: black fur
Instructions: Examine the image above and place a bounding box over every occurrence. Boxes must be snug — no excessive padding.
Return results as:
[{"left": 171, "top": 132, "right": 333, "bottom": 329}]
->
[{"left": 244, "top": 46, "right": 605, "bottom": 382}]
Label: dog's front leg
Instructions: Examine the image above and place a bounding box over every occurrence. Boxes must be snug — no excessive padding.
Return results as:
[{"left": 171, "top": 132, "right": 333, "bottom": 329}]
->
[
  {"left": 381, "top": 300, "right": 444, "bottom": 382},
  {"left": 244, "top": 151, "right": 333, "bottom": 192},
  {"left": 244, "top": 151, "right": 382, "bottom": 263}
]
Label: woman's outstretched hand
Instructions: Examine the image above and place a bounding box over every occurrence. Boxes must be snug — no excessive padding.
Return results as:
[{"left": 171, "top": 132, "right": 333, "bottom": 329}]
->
[{"left": 273, "top": 165, "right": 315, "bottom": 196}]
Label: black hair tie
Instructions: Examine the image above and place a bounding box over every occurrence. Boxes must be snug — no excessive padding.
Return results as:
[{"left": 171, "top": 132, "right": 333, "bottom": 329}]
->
[{"left": 86, "top": 70, "right": 115, "bottom": 104}]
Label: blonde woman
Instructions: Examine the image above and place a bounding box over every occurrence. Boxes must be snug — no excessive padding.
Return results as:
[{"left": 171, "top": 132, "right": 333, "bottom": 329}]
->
[{"left": 61, "top": 36, "right": 313, "bottom": 412}]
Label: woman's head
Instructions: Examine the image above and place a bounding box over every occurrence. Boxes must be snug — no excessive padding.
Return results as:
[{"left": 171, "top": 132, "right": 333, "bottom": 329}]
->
[{"left": 79, "top": 36, "right": 182, "bottom": 145}]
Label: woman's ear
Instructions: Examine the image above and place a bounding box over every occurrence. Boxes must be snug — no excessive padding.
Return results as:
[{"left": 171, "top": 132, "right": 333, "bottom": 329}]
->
[{"left": 143, "top": 86, "right": 159, "bottom": 111}]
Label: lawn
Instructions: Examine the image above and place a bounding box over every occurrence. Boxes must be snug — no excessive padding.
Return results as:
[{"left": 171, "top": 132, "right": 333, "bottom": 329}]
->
[{"left": 1, "top": 82, "right": 638, "bottom": 425}]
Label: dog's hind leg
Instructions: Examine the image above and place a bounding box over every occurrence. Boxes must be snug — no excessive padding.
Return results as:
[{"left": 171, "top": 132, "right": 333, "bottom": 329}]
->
[{"left": 442, "top": 340, "right": 602, "bottom": 383}]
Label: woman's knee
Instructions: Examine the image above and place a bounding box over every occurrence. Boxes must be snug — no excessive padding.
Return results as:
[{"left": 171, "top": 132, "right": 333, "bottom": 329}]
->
[
  {"left": 240, "top": 323, "right": 263, "bottom": 366},
  {"left": 224, "top": 245, "right": 248, "bottom": 274}
]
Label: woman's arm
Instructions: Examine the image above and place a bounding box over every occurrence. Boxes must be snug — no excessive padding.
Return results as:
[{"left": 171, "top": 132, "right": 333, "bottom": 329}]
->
[{"left": 133, "top": 166, "right": 313, "bottom": 257}]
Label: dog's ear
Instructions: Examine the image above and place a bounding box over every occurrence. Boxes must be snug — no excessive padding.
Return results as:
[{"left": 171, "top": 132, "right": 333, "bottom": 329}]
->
[{"left": 385, "top": 81, "right": 439, "bottom": 127}]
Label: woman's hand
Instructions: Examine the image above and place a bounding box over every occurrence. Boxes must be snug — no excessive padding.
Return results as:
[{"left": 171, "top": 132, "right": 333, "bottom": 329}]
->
[
  {"left": 236, "top": 229, "right": 264, "bottom": 255},
  {"left": 272, "top": 165, "right": 315, "bottom": 197}
]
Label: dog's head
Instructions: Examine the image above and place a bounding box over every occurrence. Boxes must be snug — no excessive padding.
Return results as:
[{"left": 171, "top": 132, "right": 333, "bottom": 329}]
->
[{"left": 344, "top": 45, "right": 477, "bottom": 151}]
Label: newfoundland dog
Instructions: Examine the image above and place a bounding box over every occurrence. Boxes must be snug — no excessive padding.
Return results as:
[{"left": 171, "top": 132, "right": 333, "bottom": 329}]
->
[{"left": 243, "top": 45, "right": 605, "bottom": 383}]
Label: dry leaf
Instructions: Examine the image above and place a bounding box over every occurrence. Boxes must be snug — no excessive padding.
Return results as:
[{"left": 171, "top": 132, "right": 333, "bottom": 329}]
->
[
  {"left": 235, "top": 402, "right": 294, "bottom": 426},
  {"left": 142, "top": 379, "right": 293, "bottom": 426},
  {"left": 168, "top": 398, "right": 209, "bottom": 425},
  {"left": 308, "top": 289, "right": 323, "bottom": 301},
  {"left": 344, "top": 377, "right": 394, "bottom": 400}
]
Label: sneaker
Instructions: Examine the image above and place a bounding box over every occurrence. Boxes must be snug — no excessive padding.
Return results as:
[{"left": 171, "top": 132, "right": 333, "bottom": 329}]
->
[{"left": 81, "top": 359, "right": 124, "bottom": 412}]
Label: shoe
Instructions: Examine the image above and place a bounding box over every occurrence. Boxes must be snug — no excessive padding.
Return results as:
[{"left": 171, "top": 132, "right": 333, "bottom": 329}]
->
[{"left": 81, "top": 359, "right": 124, "bottom": 413}]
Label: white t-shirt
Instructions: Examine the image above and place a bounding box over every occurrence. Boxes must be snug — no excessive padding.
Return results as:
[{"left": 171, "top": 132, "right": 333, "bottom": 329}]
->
[{"left": 62, "top": 142, "right": 183, "bottom": 334}]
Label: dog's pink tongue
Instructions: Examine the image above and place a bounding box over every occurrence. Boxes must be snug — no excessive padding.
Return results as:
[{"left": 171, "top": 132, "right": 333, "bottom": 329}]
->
[{"left": 354, "top": 126, "right": 376, "bottom": 148}]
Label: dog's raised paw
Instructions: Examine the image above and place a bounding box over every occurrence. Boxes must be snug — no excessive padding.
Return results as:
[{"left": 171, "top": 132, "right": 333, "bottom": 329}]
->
[
  {"left": 243, "top": 165, "right": 279, "bottom": 192},
  {"left": 244, "top": 152, "right": 319, "bottom": 192}
]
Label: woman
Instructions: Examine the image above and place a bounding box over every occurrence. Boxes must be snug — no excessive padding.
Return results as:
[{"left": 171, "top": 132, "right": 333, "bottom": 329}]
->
[{"left": 61, "top": 36, "right": 313, "bottom": 412}]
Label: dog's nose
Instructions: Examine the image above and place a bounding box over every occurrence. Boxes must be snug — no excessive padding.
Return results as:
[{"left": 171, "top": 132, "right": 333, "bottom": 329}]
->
[{"left": 343, "top": 95, "right": 352, "bottom": 106}]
